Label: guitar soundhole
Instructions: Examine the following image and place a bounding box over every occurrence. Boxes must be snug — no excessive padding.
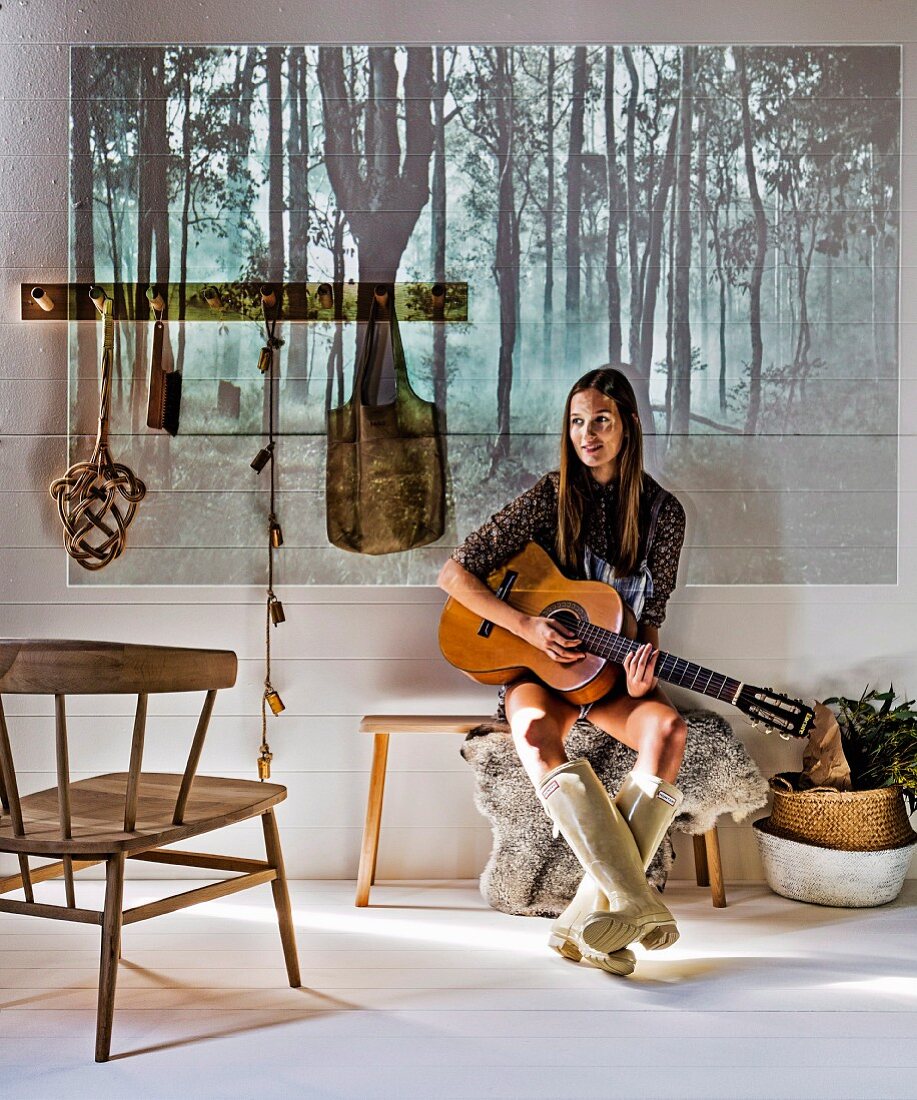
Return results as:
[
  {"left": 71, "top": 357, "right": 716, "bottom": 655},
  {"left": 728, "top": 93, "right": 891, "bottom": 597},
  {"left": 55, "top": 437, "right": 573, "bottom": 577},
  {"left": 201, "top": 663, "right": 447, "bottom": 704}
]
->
[{"left": 543, "top": 602, "right": 586, "bottom": 631}]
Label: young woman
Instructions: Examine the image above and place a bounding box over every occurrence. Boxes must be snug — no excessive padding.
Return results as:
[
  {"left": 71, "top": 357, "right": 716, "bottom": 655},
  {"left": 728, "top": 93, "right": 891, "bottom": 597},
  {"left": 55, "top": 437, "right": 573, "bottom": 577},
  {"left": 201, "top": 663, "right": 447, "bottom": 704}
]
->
[{"left": 438, "top": 368, "right": 687, "bottom": 976}]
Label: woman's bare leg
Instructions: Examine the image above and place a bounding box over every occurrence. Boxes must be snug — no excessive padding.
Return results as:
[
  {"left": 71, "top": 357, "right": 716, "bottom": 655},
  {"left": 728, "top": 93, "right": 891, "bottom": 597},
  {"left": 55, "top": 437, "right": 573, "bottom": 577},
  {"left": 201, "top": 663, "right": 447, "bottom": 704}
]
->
[
  {"left": 504, "top": 681, "right": 579, "bottom": 785},
  {"left": 585, "top": 686, "right": 687, "bottom": 782}
]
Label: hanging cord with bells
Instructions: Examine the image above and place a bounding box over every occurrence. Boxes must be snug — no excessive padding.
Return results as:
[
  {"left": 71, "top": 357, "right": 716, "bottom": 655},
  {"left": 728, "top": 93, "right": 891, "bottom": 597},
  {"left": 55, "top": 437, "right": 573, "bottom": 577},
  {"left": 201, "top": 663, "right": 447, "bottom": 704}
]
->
[{"left": 251, "top": 285, "right": 285, "bottom": 780}]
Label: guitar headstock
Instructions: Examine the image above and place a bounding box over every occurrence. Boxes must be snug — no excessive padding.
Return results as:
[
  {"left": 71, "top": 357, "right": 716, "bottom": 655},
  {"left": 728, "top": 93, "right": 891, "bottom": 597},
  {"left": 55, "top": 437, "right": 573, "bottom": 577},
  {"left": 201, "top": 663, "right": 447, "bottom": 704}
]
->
[{"left": 734, "top": 685, "right": 815, "bottom": 740}]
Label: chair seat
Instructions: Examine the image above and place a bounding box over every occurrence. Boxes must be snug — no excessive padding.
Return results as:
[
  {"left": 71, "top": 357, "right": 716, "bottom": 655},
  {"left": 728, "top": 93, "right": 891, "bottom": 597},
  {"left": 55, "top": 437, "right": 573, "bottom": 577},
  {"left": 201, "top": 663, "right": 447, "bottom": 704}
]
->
[{"left": 0, "top": 773, "right": 287, "bottom": 856}]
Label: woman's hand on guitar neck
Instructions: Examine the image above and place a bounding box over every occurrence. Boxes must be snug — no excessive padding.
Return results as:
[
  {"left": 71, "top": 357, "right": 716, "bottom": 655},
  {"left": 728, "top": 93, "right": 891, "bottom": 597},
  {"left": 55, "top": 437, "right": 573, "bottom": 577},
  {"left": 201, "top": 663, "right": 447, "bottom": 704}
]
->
[
  {"left": 623, "top": 642, "right": 659, "bottom": 697},
  {"left": 518, "top": 615, "right": 585, "bottom": 664}
]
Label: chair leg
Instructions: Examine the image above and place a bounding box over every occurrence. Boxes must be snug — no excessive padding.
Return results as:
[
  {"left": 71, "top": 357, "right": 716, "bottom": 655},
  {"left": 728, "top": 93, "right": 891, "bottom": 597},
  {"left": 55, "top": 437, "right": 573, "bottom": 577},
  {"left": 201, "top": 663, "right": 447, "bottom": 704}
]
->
[
  {"left": 17, "top": 856, "right": 34, "bottom": 903},
  {"left": 704, "top": 827, "right": 727, "bottom": 908},
  {"left": 261, "top": 809, "right": 301, "bottom": 988},
  {"left": 95, "top": 853, "right": 125, "bottom": 1062},
  {"left": 355, "top": 732, "right": 389, "bottom": 907}
]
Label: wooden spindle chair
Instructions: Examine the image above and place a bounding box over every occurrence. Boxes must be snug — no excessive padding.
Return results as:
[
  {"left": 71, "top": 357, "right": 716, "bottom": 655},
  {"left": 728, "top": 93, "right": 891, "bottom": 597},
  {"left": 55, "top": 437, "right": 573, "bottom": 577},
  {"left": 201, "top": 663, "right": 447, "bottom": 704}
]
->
[{"left": 0, "top": 639, "right": 300, "bottom": 1062}]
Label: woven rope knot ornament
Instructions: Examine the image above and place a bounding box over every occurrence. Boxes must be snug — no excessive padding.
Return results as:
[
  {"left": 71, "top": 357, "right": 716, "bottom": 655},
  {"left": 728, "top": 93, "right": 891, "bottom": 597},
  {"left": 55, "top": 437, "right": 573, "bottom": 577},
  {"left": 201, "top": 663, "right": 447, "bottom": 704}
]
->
[
  {"left": 50, "top": 447, "right": 146, "bottom": 570},
  {"left": 49, "top": 292, "right": 146, "bottom": 570}
]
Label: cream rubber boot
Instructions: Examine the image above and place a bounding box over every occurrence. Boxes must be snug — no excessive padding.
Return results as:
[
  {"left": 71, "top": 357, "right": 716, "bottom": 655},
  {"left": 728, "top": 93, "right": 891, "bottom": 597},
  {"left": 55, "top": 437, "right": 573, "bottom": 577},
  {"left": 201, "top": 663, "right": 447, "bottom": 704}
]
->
[
  {"left": 537, "top": 759, "right": 675, "bottom": 954},
  {"left": 547, "top": 876, "right": 636, "bottom": 975},
  {"left": 615, "top": 770, "right": 684, "bottom": 950}
]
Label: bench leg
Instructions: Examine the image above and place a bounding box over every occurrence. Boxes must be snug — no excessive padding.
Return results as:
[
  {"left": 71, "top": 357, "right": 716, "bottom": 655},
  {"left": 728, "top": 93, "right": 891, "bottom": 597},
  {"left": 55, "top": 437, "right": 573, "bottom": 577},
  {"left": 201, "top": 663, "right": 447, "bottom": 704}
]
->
[
  {"left": 692, "top": 828, "right": 727, "bottom": 907},
  {"left": 705, "top": 827, "right": 727, "bottom": 908},
  {"left": 692, "top": 833, "right": 709, "bottom": 886},
  {"left": 355, "top": 732, "right": 390, "bottom": 907}
]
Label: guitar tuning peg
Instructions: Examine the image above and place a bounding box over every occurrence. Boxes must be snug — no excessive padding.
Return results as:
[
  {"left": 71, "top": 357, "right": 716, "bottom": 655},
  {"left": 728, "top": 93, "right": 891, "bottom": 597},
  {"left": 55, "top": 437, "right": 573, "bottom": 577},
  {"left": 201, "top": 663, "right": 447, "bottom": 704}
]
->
[{"left": 779, "top": 733, "right": 792, "bottom": 741}]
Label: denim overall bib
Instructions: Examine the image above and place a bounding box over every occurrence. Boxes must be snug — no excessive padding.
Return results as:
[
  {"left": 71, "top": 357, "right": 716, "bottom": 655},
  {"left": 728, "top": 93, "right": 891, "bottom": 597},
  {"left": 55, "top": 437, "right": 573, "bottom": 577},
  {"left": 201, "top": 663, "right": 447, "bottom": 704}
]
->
[{"left": 583, "top": 486, "right": 671, "bottom": 623}]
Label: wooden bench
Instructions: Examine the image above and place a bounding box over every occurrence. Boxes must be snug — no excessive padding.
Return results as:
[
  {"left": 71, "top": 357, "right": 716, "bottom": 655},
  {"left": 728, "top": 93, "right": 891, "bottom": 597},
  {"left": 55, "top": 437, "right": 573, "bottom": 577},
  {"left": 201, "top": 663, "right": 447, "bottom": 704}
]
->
[{"left": 355, "top": 714, "right": 726, "bottom": 909}]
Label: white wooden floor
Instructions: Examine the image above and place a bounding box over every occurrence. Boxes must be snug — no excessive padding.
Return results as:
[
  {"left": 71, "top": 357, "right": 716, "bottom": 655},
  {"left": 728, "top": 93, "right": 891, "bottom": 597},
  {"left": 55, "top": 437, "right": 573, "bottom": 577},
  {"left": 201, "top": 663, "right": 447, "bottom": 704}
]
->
[{"left": 1, "top": 878, "right": 915, "bottom": 1099}]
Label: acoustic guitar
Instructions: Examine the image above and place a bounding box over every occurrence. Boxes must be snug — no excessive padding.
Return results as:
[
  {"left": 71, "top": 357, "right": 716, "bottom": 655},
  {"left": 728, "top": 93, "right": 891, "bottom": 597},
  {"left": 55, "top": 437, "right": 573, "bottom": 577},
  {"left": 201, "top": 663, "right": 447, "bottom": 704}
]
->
[{"left": 439, "top": 542, "right": 814, "bottom": 739}]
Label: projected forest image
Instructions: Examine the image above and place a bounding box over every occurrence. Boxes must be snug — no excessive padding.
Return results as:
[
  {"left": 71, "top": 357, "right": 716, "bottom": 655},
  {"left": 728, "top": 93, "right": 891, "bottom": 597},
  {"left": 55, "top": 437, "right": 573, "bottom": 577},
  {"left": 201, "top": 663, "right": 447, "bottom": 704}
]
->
[{"left": 69, "top": 45, "right": 900, "bottom": 585}]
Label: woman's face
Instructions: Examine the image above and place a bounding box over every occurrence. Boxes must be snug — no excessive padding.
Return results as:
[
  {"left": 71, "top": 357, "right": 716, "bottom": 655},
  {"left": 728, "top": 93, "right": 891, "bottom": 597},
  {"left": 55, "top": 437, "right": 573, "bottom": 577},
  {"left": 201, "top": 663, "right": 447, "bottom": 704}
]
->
[{"left": 568, "top": 388, "right": 626, "bottom": 483}]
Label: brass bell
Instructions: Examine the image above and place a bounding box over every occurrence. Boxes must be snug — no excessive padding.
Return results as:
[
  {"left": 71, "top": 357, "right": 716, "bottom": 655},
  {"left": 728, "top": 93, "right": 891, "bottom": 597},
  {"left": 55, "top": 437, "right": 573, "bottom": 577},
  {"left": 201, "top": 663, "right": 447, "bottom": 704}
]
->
[
  {"left": 270, "top": 517, "right": 284, "bottom": 548},
  {"left": 257, "top": 346, "right": 273, "bottom": 374},
  {"left": 258, "top": 747, "right": 273, "bottom": 780},
  {"left": 269, "top": 596, "right": 285, "bottom": 625},
  {"left": 251, "top": 443, "right": 274, "bottom": 473},
  {"left": 265, "top": 688, "right": 285, "bottom": 716},
  {"left": 317, "top": 283, "right": 333, "bottom": 310}
]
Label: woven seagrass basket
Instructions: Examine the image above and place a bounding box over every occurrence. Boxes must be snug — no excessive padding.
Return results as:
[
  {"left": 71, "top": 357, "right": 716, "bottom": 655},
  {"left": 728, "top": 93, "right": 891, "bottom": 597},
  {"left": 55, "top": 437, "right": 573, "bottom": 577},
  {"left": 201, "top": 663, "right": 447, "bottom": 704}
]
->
[{"left": 769, "top": 772, "right": 915, "bottom": 852}]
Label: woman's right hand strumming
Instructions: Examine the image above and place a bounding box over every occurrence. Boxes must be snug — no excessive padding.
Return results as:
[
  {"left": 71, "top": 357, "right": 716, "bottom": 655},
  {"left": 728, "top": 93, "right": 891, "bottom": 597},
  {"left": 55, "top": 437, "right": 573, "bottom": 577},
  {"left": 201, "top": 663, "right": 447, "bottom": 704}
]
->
[
  {"left": 517, "top": 615, "right": 585, "bottom": 664},
  {"left": 438, "top": 559, "right": 584, "bottom": 665}
]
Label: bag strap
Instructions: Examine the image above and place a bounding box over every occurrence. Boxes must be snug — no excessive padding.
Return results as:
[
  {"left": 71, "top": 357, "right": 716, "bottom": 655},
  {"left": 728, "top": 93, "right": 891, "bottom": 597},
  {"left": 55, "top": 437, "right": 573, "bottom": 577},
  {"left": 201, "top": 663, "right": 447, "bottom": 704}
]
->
[{"left": 352, "top": 288, "right": 415, "bottom": 411}]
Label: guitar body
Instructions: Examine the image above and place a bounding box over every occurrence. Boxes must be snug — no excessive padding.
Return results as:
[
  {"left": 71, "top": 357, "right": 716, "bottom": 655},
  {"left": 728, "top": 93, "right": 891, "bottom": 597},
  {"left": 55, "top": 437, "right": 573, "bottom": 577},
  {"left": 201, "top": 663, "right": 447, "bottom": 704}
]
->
[{"left": 438, "top": 542, "right": 638, "bottom": 707}]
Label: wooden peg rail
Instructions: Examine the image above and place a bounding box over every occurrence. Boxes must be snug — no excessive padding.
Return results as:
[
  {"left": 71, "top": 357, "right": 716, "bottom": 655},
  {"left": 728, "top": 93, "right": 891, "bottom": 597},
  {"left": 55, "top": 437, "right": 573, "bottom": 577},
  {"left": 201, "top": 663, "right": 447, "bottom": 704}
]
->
[{"left": 20, "top": 281, "right": 468, "bottom": 323}]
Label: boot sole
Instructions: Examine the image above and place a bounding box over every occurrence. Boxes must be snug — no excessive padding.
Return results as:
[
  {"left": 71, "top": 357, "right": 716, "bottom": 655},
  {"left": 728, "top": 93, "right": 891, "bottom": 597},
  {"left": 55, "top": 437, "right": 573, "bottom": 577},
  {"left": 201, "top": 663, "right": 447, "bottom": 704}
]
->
[
  {"left": 581, "top": 909, "right": 674, "bottom": 954},
  {"left": 640, "top": 922, "right": 680, "bottom": 950},
  {"left": 548, "top": 931, "right": 635, "bottom": 976},
  {"left": 580, "top": 947, "right": 636, "bottom": 976},
  {"left": 547, "top": 929, "right": 583, "bottom": 961}
]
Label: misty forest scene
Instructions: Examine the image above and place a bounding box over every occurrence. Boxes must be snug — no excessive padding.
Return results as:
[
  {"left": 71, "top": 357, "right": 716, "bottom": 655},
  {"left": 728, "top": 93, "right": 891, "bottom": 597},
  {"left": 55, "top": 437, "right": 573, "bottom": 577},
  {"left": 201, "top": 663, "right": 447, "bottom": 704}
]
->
[{"left": 68, "top": 45, "right": 900, "bottom": 585}]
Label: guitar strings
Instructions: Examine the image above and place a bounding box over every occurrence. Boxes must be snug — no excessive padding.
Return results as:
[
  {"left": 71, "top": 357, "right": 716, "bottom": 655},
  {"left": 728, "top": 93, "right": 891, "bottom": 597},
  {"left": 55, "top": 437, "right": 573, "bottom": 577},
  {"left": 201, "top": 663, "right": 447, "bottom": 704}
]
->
[{"left": 573, "top": 619, "right": 740, "bottom": 703}]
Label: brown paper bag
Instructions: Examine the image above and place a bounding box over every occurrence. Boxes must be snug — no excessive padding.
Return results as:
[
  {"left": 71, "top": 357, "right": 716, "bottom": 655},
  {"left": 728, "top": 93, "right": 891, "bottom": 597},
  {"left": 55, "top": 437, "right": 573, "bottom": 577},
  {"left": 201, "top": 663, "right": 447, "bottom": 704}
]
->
[{"left": 800, "top": 701, "right": 853, "bottom": 790}]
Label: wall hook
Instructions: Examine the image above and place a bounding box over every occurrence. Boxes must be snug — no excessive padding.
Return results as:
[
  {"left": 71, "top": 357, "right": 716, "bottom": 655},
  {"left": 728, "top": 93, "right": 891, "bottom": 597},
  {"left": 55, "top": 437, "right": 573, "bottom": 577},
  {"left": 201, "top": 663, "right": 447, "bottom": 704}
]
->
[{"left": 30, "top": 287, "right": 55, "bottom": 312}]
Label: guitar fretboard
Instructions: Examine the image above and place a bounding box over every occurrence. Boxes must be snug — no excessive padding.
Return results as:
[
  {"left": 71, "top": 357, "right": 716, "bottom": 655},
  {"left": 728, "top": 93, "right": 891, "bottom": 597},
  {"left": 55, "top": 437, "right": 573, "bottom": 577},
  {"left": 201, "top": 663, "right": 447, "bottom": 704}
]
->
[{"left": 574, "top": 620, "right": 742, "bottom": 705}]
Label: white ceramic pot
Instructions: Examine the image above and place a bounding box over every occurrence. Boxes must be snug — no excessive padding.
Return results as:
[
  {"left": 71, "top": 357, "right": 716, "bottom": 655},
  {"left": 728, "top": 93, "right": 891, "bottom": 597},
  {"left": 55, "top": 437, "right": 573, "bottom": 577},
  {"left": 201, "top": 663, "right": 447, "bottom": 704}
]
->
[{"left": 753, "top": 817, "right": 917, "bottom": 907}]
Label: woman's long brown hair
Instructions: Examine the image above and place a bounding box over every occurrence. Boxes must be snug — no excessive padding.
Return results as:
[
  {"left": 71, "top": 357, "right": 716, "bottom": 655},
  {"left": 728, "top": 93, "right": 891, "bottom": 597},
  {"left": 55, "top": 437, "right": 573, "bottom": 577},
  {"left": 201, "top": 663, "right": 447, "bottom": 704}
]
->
[{"left": 556, "top": 367, "right": 645, "bottom": 575}]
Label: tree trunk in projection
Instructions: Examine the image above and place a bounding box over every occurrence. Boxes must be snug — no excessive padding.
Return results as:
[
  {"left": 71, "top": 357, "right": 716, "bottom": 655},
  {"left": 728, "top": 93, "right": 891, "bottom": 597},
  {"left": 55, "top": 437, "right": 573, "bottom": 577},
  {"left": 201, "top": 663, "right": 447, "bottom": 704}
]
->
[
  {"left": 664, "top": 170, "right": 675, "bottom": 433},
  {"left": 134, "top": 49, "right": 170, "bottom": 438},
  {"left": 737, "top": 47, "right": 767, "bottom": 435},
  {"left": 636, "top": 104, "right": 679, "bottom": 385},
  {"left": 325, "top": 211, "right": 347, "bottom": 414},
  {"left": 671, "top": 46, "right": 696, "bottom": 436},
  {"left": 71, "top": 56, "right": 97, "bottom": 430},
  {"left": 696, "top": 98, "right": 708, "bottom": 367},
  {"left": 712, "top": 189, "right": 727, "bottom": 412},
  {"left": 492, "top": 52, "right": 519, "bottom": 466},
  {"left": 317, "top": 46, "right": 434, "bottom": 319},
  {"left": 227, "top": 47, "right": 258, "bottom": 382},
  {"left": 544, "top": 46, "right": 556, "bottom": 327},
  {"left": 266, "top": 47, "right": 286, "bottom": 284},
  {"left": 264, "top": 47, "right": 285, "bottom": 435},
  {"left": 622, "top": 47, "right": 642, "bottom": 370},
  {"left": 565, "top": 46, "right": 587, "bottom": 365},
  {"left": 431, "top": 46, "right": 448, "bottom": 416},
  {"left": 177, "top": 58, "right": 193, "bottom": 374},
  {"left": 789, "top": 173, "right": 815, "bottom": 372},
  {"left": 604, "top": 47, "right": 622, "bottom": 365},
  {"left": 88, "top": 95, "right": 129, "bottom": 402},
  {"left": 286, "top": 47, "right": 309, "bottom": 406}
]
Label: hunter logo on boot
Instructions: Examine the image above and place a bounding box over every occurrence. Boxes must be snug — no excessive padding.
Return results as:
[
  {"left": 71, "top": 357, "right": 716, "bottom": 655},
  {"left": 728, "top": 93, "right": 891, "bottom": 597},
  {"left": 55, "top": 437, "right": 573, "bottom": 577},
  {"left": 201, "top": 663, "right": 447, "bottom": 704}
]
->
[
  {"left": 542, "top": 780, "right": 560, "bottom": 798},
  {"left": 656, "top": 790, "right": 677, "bottom": 806}
]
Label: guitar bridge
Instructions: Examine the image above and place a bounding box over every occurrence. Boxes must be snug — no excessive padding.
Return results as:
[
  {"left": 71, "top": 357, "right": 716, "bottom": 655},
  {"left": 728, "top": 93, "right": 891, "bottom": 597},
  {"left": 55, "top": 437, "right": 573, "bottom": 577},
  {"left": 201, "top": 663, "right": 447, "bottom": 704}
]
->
[{"left": 478, "top": 569, "right": 518, "bottom": 638}]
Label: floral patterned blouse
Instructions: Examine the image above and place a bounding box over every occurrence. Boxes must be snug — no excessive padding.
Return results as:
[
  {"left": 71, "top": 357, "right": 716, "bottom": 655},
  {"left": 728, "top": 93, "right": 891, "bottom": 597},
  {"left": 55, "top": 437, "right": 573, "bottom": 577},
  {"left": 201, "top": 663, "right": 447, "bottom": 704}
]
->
[{"left": 451, "top": 471, "right": 686, "bottom": 628}]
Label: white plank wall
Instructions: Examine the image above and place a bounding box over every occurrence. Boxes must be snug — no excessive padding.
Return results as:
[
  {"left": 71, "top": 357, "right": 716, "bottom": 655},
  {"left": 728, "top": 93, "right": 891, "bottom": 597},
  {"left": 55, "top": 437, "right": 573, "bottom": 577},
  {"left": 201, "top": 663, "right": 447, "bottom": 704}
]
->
[{"left": 0, "top": 0, "right": 915, "bottom": 890}]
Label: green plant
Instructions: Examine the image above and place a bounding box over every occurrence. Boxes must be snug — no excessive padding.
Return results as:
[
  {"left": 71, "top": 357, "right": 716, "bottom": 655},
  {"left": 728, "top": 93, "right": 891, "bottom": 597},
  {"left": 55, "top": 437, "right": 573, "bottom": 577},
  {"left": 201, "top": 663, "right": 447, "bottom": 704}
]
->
[{"left": 822, "top": 687, "right": 917, "bottom": 814}]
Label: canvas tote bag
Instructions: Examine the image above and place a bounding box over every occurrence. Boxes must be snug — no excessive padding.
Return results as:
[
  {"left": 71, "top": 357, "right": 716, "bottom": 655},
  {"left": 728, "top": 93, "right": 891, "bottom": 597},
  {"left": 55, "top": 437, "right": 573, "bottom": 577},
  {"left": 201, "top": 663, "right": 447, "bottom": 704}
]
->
[{"left": 326, "top": 290, "right": 446, "bottom": 554}]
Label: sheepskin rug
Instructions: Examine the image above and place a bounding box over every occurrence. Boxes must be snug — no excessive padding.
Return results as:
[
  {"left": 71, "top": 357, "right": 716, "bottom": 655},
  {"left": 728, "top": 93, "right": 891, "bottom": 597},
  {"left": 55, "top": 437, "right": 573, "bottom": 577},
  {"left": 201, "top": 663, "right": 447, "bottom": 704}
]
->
[{"left": 461, "top": 710, "right": 768, "bottom": 918}]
